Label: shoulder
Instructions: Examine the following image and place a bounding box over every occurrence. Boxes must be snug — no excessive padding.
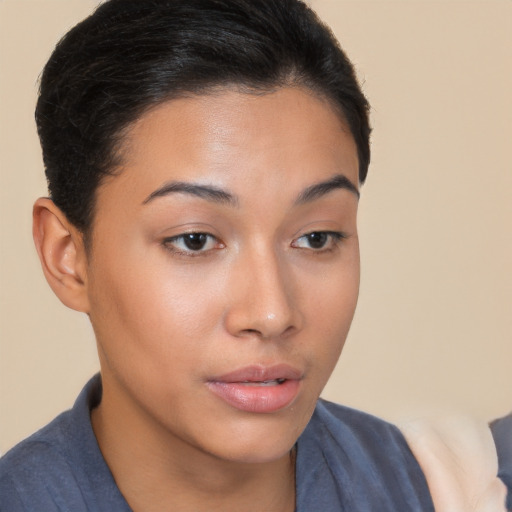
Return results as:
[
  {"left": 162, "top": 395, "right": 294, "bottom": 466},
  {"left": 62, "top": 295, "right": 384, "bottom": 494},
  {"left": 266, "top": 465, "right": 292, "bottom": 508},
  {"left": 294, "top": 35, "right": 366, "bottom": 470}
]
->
[
  {"left": 0, "top": 411, "right": 90, "bottom": 511},
  {"left": 0, "top": 375, "right": 130, "bottom": 512},
  {"left": 295, "top": 399, "right": 434, "bottom": 511}
]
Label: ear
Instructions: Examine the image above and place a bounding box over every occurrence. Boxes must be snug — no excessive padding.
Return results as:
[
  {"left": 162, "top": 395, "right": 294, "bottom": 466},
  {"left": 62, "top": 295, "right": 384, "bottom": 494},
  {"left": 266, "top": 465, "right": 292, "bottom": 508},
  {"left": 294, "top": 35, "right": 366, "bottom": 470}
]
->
[{"left": 32, "top": 198, "right": 90, "bottom": 313}]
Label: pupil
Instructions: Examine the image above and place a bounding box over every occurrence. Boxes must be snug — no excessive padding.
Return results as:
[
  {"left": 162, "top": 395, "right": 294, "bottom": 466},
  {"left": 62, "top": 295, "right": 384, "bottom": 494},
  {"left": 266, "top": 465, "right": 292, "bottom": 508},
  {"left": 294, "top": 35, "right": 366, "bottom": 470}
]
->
[
  {"left": 184, "top": 233, "right": 207, "bottom": 250},
  {"left": 308, "top": 232, "right": 327, "bottom": 249}
]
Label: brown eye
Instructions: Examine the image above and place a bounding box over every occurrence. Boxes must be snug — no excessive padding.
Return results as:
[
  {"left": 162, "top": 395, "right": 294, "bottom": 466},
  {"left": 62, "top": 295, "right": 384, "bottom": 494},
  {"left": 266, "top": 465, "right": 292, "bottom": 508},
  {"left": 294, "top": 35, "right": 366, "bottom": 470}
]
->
[
  {"left": 291, "top": 231, "right": 346, "bottom": 251},
  {"left": 182, "top": 233, "right": 209, "bottom": 251},
  {"left": 163, "top": 232, "right": 221, "bottom": 255},
  {"left": 305, "top": 232, "right": 328, "bottom": 249}
]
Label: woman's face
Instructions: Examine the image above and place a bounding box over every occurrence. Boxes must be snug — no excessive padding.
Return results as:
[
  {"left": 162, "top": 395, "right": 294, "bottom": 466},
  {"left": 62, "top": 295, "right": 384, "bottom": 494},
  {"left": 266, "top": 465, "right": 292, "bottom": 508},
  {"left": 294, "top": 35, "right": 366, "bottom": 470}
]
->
[{"left": 86, "top": 87, "right": 360, "bottom": 463}]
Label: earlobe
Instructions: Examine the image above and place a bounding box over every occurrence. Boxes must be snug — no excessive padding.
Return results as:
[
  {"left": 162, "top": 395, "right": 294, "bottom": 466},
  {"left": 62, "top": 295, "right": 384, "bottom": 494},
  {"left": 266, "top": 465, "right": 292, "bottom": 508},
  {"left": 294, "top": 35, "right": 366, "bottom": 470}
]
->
[{"left": 33, "top": 198, "right": 90, "bottom": 313}]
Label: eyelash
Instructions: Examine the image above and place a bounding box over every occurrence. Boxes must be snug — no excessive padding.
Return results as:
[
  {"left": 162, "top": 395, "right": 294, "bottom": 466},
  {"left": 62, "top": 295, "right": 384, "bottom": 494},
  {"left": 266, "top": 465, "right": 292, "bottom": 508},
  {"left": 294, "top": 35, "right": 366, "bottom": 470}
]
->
[
  {"left": 291, "top": 231, "right": 347, "bottom": 252},
  {"left": 162, "top": 233, "right": 223, "bottom": 257},
  {"left": 162, "top": 230, "right": 348, "bottom": 257}
]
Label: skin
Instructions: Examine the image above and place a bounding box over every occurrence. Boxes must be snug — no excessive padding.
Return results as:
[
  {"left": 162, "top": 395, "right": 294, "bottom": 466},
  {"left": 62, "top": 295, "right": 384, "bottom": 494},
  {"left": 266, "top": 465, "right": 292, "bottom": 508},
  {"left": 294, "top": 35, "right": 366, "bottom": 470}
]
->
[{"left": 33, "top": 86, "right": 360, "bottom": 512}]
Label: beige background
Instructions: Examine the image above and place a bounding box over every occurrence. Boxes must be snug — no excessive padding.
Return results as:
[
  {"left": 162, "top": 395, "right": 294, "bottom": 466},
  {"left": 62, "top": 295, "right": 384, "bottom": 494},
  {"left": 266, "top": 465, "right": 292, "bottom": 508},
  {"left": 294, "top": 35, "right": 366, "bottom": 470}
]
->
[{"left": 0, "top": 0, "right": 510, "bottom": 455}]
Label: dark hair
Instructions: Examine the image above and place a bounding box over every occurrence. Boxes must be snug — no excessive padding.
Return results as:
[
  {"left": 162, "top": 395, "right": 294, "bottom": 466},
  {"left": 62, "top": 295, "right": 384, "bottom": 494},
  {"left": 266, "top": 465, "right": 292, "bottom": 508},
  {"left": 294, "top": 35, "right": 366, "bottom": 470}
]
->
[{"left": 36, "top": 0, "right": 371, "bottom": 234}]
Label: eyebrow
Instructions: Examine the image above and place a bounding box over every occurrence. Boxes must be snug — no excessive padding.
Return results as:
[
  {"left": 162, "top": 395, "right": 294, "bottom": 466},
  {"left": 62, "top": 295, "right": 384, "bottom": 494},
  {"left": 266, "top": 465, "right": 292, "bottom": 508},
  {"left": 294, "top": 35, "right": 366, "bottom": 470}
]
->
[
  {"left": 142, "top": 181, "right": 237, "bottom": 206},
  {"left": 295, "top": 174, "right": 360, "bottom": 204},
  {"left": 142, "top": 173, "right": 359, "bottom": 207}
]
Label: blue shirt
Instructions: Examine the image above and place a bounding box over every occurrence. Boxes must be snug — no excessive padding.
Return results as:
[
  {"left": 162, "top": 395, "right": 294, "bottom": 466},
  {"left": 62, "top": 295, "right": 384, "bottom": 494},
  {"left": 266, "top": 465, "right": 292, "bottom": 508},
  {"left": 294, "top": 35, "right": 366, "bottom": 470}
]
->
[
  {"left": 491, "top": 413, "right": 512, "bottom": 511},
  {"left": 0, "top": 375, "right": 433, "bottom": 511}
]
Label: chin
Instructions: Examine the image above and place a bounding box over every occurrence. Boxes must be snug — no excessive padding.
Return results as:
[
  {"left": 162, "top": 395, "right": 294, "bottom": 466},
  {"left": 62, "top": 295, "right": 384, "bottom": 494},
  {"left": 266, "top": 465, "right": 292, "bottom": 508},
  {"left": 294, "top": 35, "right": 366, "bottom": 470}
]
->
[
  {"left": 219, "top": 439, "right": 295, "bottom": 465},
  {"left": 202, "top": 414, "right": 305, "bottom": 465}
]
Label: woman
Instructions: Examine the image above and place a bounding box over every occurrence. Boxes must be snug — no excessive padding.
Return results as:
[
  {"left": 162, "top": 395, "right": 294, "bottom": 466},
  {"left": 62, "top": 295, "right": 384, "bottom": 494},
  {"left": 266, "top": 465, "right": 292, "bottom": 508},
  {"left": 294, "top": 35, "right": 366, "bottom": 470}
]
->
[{"left": 0, "top": 1, "right": 434, "bottom": 510}]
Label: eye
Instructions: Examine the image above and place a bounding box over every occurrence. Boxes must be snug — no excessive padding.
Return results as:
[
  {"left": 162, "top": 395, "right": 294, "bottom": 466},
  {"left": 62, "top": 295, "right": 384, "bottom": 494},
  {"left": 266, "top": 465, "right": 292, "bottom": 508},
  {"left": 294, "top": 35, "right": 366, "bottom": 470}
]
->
[
  {"left": 291, "top": 231, "right": 346, "bottom": 251},
  {"left": 162, "top": 232, "right": 222, "bottom": 255}
]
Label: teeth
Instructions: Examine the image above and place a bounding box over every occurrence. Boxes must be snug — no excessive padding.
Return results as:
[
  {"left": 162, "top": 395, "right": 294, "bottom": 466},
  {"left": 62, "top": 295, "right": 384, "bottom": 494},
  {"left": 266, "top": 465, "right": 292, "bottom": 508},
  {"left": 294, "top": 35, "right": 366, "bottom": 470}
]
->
[{"left": 240, "top": 379, "right": 286, "bottom": 386}]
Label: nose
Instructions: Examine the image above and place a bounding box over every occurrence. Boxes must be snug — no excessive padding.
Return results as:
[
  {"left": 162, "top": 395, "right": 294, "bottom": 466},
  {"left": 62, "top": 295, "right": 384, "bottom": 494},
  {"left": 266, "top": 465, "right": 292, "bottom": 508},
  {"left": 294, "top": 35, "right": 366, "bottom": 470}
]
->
[{"left": 223, "top": 247, "right": 303, "bottom": 340}]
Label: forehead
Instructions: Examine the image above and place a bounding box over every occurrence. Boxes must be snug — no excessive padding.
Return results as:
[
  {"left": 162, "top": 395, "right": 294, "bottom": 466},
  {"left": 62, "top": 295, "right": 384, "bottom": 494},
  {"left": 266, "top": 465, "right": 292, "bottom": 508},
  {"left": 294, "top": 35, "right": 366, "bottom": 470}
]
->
[{"left": 96, "top": 87, "right": 359, "bottom": 211}]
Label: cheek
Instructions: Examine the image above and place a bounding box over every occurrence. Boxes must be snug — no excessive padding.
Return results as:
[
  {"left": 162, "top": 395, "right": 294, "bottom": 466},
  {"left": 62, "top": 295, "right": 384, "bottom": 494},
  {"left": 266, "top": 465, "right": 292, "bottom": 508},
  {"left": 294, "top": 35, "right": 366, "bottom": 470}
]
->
[
  {"left": 301, "top": 253, "right": 360, "bottom": 366},
  {"left": 87, "top": 249, "right": 226, "bottom": 375},
  {"left": 306, "top": 245, "right": 360, "bottom": 321}
]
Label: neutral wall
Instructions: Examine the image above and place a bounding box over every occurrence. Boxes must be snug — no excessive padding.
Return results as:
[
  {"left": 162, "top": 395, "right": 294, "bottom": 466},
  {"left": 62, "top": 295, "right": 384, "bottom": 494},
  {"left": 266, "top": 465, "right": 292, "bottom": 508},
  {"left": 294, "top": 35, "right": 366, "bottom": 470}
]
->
[{"left": 1, "top": 0, "right": 510, "bottom": 454}]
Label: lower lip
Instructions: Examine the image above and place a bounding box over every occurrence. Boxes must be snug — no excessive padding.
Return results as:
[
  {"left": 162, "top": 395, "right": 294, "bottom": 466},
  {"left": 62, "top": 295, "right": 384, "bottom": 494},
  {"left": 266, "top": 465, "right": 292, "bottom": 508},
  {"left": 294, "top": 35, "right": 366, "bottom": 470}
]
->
[{"left": 207, "top": 379, "right": 300, "bottom": 413}]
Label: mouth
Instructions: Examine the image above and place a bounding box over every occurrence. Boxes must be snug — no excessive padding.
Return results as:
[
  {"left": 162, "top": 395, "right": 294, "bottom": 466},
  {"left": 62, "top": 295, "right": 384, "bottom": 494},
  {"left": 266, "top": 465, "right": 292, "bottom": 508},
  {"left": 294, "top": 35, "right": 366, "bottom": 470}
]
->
[
  {"left": 238, "top": 378, "right": 286, "bottom": 386},
  {"left": 207, "top": 365, "right": 302, "bottom": 413}
]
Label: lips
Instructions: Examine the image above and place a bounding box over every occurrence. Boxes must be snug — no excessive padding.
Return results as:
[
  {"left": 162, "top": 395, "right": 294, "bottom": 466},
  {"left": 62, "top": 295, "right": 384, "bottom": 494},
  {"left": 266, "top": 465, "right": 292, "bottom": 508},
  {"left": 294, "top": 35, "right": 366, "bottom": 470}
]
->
[{"left": 207, "top": 364, "right": 302, "bottom": 413}]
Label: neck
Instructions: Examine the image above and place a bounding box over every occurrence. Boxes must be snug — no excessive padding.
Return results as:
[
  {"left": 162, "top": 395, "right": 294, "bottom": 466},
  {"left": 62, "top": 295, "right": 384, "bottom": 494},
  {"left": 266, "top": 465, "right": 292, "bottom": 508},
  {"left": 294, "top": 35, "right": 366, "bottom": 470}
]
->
[{"left": 91, "top": 375, "right": 296, "bottom": 512}]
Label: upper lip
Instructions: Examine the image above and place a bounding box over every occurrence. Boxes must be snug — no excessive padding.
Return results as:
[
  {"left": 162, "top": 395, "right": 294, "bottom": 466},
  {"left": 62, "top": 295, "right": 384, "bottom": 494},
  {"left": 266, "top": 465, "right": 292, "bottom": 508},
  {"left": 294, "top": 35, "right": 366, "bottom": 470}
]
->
[{"left": 210, "top": 364, "right": 303, "bottom": 383}]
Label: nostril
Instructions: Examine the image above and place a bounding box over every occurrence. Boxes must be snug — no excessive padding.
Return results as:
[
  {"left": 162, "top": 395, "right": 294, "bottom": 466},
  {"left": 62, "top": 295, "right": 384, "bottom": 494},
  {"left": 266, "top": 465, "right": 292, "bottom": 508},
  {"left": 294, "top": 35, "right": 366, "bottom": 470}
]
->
[
  {"left": 242, "top": 328, "right": 263, "bottom": 336},
  {"left": 282, "top": 325, "right": 296, "bottom": 337},
  {"left": 239, "top": 325, "right": 296, "bottom": 340}
]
